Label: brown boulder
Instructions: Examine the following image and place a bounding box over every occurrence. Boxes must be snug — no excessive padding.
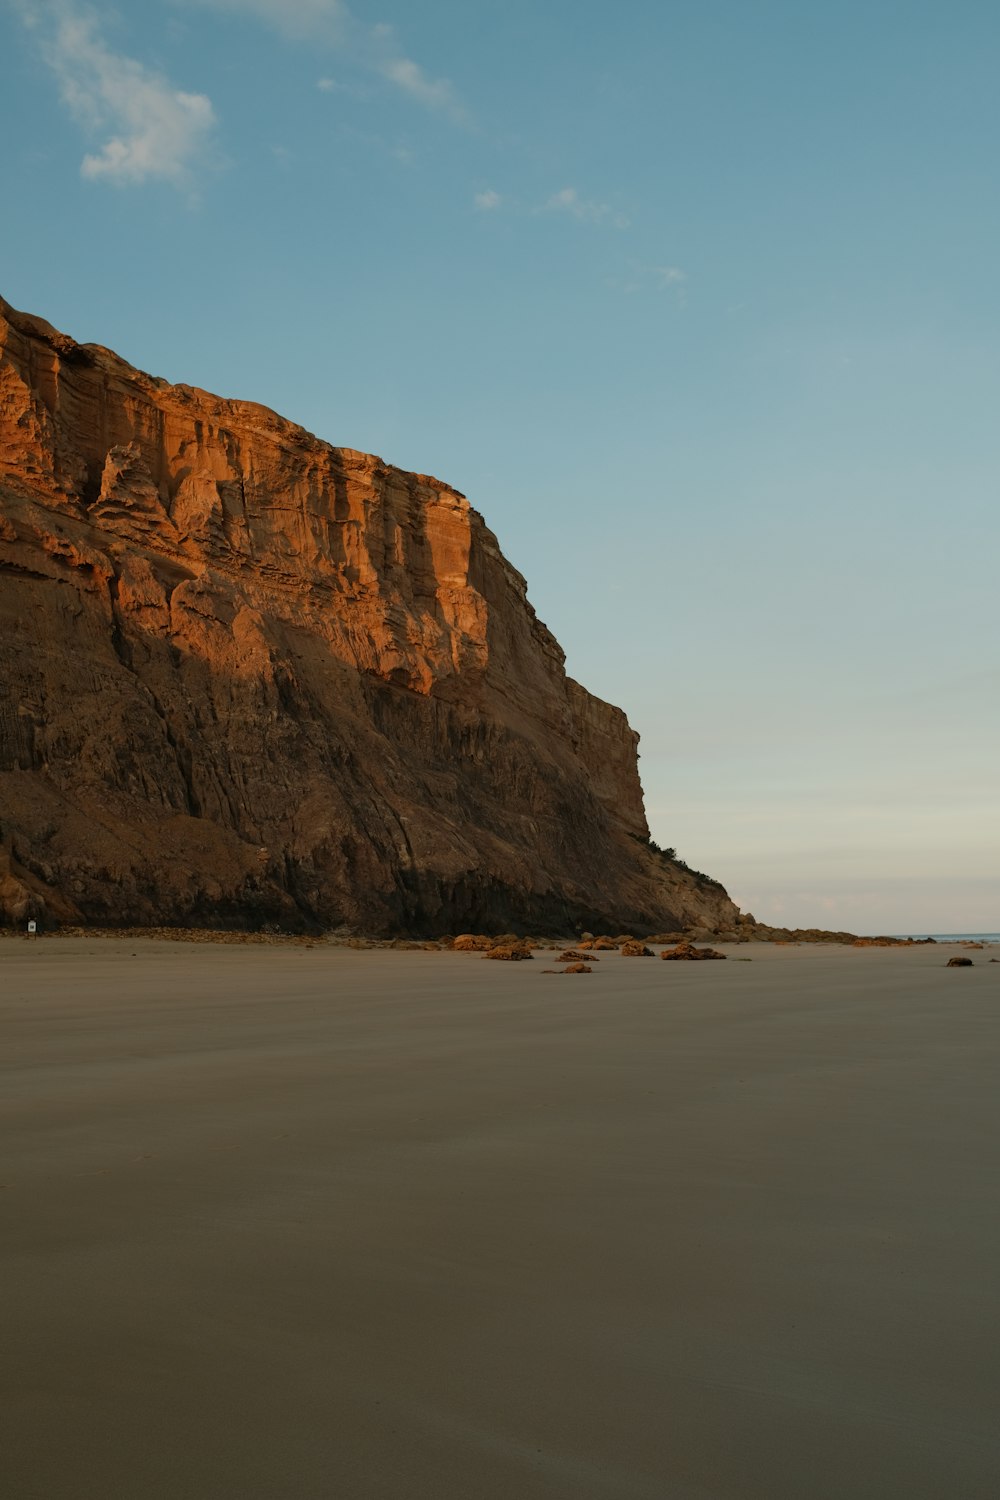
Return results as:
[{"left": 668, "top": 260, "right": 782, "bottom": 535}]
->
[
  {"left": 946, "top": 956, "right": 973, "bottom": 967},
  {"left": 484, "top": 944, "right": 532, "bottom": 961},
  {"left": 660, "top": 941, "right": 727, "bottom": 961},
  {"left": 562, "top": 962, "right": 592, "bottom": 974},
  {"left": 620, "top": 940, "right": 653, "bottom": 957},
  {"left": 558, "top": 949, "right": 597, "bottom": 963}
]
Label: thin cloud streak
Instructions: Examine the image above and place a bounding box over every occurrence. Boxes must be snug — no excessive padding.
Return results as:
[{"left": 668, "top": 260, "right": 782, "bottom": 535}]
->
[
  {"left": 377, "top": 55, "right": 458, "bottom": 114},
  {"left": 181, "top": 0, "right": 464, "bottom": 118},
  {"left": 607, "top": 262, "right": 688, "bottom": 298},
  {"left": 179, "top": 0, "right": 346, "bottom": 43},
  {"left": 652, "top": 265, "right": 687, "bottom": 304},
  {"left": 369, "top": 22, "right": 465, "bottom": 120},
  {"left": 544, "top": 186, "right": 629, "bottom": 229}
]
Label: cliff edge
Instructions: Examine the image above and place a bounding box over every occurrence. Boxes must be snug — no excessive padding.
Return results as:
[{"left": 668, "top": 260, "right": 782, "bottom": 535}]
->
[{"left": 0, "top": 293, "right": 740, "bottom": 934}]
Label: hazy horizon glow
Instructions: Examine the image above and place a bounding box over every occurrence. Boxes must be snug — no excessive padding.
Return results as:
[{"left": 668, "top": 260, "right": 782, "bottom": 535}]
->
[{"left": 2, "top": 0, "right": 997, "bottom": 932}]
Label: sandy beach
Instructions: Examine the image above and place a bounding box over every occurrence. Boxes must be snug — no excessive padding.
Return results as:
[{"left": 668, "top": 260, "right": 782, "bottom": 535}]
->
[{"left": 2, "top": 937, "right": 999, "bottom": 1499}]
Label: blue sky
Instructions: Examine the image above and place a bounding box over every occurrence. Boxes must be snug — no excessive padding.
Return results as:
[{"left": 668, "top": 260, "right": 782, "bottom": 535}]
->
[{"left": 2, "top": 0, "right": 998, "bottom": 932}]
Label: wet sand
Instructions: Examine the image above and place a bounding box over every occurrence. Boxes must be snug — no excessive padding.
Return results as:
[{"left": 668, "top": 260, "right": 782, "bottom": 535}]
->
[{"left": 3, "top": 938, "right": 999, "bottom": 1499}]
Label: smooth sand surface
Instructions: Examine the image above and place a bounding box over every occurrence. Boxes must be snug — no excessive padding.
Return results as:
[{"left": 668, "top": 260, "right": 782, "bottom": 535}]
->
[{"left": 3, "top": 938, "right": 999, "bottom": 1499}]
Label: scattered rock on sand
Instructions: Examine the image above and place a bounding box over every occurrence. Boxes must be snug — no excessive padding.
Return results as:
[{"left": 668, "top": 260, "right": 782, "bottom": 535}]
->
[
  {"left": 593, "top": 937, "right": 620, "bottom": 951},
  {"left": 620, "top": 940, "right": 653, "bottom": 957},
  {"left": 559, "top": 949, "right": 597, "bottom": 963},
  {"left": 484, "top": 944, "right": 533, "bottom": 961},
  {"left": 947, "top": 956, "right": 973, "bottom": 967},
  {"left": 453, "top": 934, "right": 493, "bottom": 951},
  {"left": 562, "top": 962, "right": 592, "bottom": 974},
  {"left": 852, "top": 937, "right": 936, "bottom": 948},
  {"left": 660, "top": 940, "right": 727, "bottom": 961}
]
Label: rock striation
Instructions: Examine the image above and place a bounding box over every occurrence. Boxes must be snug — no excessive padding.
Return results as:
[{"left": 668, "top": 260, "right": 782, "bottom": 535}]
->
[{"left": 0, "top": 292, "right": 741, "bottom": 934}]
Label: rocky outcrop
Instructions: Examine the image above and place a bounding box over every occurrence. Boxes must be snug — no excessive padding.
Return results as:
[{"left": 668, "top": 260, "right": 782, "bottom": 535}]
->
[
  {"left": 0, "top": 292, "right": 742, "bottom": 934},
  {"left": 660, "top": 941, "right": 727, "bottom": 961}
]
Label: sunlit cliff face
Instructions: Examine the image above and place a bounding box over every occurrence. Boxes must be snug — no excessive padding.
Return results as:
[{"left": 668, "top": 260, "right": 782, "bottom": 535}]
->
[{"left": 0, "top": 293, "right": 739, "bottom": 933}]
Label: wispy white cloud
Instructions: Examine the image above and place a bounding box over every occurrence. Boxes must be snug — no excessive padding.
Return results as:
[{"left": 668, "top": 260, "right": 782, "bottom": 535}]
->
[
  {"left": 544, "top": 186, "right": 629, "bottom": 229},
  {"left": 18, "top": 3, "right": 216, "bottom": 187},
  {"left": 316, "top": 76, "right": 337, "bottom": 91},
  {"left": 608, "top": 262, "right": 689, "bottom": 300},
  {"left": 179, "top": 0, "right": 346, "bottom": 43},
  {"left": 378, "top": 55, "right": 457, "bottom": 112},
  {"left": 474, "top": 188, "right": 501, "bottom": 211},
  {"left": 369, "top": 22, "right": 464, "bottom": 119},
  {"left": 180, "top": 0, "right": 463, "bottom": 118}
]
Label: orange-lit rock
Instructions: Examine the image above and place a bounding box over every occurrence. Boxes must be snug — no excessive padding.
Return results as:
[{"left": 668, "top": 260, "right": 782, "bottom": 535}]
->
[
  {"left": 0, "top": 293, "right": 742, "bottom": 933},
  {"left": 660, "top": 941, "right": 728, "bottom": 961}
]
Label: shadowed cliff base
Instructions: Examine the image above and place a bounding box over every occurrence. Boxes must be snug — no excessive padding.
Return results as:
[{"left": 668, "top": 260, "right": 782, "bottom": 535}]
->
[{"left": 0, "top": 292, "right": 739, "bottom": 935}]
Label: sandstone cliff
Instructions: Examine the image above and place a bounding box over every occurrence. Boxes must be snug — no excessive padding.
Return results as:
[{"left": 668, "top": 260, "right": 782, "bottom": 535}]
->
[{"left": 0, "top": 292, "right": 740, "bottom": 934}]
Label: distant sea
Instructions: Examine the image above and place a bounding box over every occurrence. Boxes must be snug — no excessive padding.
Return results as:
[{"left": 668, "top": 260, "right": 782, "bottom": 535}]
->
[{"left": 893, "top": 933, "right": 1000, "bottom": 943}]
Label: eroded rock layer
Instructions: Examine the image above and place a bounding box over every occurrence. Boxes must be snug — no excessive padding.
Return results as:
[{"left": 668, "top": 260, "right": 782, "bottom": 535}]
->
[{"left": 0, "top": 293, "right": 740, "bottom": 933}]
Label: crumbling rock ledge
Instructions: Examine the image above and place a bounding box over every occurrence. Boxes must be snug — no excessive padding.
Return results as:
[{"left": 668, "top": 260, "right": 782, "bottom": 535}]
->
[{"left": 0, "top": 292, "right": 742, "bottom": 935}]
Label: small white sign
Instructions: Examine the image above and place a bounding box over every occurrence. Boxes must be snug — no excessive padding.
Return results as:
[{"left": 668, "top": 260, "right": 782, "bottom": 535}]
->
[{"left": 27, "top": 920, "right": 37, "bottom": 934}]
